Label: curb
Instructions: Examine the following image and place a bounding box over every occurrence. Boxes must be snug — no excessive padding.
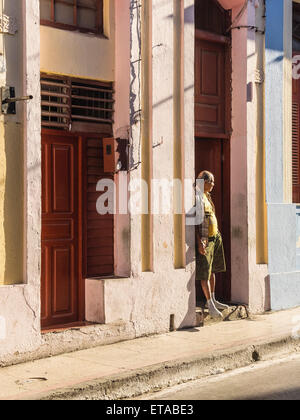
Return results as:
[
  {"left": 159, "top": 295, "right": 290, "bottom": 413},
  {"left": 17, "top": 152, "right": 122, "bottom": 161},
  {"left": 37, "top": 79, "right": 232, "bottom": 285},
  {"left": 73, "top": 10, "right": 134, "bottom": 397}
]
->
[{"left": 24, "top": 334, "right": 300, "bottom": 400}]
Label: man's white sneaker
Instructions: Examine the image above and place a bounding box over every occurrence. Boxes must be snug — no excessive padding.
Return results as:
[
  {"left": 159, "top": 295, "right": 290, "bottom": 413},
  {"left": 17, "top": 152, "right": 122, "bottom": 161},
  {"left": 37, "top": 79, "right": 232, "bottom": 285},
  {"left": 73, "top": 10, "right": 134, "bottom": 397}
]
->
[
  {"left": 207, "top": 300, "right": 223, "bottom": 319},
  {"left": 214, "top": 300, "right": 229, "bottom": 311},
  {"left": 211, "top": 293, "right": 229, "bottom": 311}
]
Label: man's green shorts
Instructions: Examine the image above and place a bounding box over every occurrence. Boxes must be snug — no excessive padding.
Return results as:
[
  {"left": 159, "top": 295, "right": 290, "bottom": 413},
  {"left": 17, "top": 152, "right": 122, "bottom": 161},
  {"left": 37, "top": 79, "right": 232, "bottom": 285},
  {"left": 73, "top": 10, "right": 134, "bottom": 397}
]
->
[{"left": 196, "top": 232, "right": 226, "bottom": 281}]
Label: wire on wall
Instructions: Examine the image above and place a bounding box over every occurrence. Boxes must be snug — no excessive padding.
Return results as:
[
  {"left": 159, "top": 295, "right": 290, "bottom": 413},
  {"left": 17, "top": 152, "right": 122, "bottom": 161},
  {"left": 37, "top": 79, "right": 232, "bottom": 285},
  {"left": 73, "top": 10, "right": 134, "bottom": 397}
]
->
[
  {"left": 129, "top": 0, "right": 142, "bottom": 172},
  {"left": 226, "top": 0, "right": 265, "bottom": 35}
]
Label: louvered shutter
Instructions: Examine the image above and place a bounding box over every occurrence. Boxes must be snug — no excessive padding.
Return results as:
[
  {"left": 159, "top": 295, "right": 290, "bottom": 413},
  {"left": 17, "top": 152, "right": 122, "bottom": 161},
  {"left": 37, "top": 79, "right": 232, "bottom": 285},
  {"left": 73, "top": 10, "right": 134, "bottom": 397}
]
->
[
  {"left": 292, "top": 102, "right": 300, "bottom": 203},
  {"left": 292, "top": 54, "right": 300, "bottom": 203},
  {"left": 41, "top": 74, "right": 114, "bottom": 132}
]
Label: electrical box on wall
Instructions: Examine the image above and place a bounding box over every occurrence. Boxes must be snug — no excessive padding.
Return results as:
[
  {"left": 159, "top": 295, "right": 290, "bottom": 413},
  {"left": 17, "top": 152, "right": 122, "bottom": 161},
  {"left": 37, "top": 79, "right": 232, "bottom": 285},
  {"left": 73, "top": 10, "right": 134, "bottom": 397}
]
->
[{"left": 103, "top": 138, "right": 129, "bottom": 173}]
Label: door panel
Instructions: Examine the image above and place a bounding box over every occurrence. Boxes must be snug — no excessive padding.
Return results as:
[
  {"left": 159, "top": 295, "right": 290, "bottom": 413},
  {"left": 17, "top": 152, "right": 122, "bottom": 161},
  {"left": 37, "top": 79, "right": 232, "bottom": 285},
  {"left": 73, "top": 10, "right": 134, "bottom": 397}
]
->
[
  {"left": 41, "top": 133, "right": 80, "bottom": 328},
  {"left": 195, "top": 38, "right": 226, "bottom": 137},
  {"left": 52, "top": 145, "right": 73, "bottom": 213}
]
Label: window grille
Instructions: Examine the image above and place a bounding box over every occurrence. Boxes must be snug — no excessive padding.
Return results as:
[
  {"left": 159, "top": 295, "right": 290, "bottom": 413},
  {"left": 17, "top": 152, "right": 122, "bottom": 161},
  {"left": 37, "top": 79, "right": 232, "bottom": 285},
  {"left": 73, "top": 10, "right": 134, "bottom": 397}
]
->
[{"left": 41, "top": 75, "right": 114, "bottom": 131}]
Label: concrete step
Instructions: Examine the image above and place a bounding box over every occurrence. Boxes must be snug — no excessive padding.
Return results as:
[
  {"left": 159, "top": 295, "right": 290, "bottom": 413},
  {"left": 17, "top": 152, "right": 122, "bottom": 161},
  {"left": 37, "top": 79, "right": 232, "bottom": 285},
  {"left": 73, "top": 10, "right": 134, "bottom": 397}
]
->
[{"left": 196, "top": 303, "right": 250, "bottom": 327}]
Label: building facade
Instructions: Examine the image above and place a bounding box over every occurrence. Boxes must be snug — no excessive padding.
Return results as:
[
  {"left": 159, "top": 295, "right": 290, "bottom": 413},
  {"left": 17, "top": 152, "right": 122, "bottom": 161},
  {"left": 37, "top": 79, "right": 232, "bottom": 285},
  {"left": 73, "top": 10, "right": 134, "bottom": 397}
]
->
[{"left": 0, "top": 0, "right": 299, "bottom": 365}]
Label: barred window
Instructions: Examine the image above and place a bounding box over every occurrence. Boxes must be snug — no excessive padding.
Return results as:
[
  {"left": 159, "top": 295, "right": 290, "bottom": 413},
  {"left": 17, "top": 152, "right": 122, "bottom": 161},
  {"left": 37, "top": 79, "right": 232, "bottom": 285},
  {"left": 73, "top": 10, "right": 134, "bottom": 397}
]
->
[
  {"left": 41, "top": 74, "right": 114, "bottom": 131},
  {"left": 40, "top": 0, "right": 103, "bottom": 35}
]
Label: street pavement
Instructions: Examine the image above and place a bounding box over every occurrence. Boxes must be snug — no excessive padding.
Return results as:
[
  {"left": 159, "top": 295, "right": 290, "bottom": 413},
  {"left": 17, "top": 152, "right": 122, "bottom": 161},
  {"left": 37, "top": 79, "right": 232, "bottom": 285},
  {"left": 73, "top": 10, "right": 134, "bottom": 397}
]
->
[
  {"left": 137, "top": 354, "right": 300, "bottom": 400},
  {"left": 0, "top": 307, "right": 299, "bottom": 399}
]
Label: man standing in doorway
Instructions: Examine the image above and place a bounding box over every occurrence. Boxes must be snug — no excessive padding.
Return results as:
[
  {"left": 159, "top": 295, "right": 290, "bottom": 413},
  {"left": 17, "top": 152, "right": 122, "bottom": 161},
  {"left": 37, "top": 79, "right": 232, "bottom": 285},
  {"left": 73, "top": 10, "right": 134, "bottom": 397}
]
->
[{"left": 196, "top": 170, "right": 229, "bottom": 319}]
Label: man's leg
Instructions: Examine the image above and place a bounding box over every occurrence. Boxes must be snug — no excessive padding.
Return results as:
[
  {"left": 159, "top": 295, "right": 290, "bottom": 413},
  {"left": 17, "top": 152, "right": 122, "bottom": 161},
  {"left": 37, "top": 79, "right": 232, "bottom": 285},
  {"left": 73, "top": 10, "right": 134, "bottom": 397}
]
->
[
  {"left": 209, "top": 273, "right": 229, "bottom": 311},
  {"left": 209, "top": 273, "right": 216, "bottom": 294},
  {"left": 201, "top": 277, "right": 222, "bottom": 319},
  {"left": 201, "top": 279, "right": 211, "bottom": 302}
]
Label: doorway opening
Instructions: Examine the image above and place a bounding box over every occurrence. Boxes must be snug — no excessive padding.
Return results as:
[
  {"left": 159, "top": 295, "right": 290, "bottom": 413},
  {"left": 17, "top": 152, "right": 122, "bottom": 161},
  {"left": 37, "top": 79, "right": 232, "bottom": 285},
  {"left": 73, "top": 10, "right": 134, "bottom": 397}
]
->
[
  {"left": 41, "top": 74, "right": 115, "bottom": 330},
  {"left": 194, "top": 0, "right": 232, "bottom": 305}
]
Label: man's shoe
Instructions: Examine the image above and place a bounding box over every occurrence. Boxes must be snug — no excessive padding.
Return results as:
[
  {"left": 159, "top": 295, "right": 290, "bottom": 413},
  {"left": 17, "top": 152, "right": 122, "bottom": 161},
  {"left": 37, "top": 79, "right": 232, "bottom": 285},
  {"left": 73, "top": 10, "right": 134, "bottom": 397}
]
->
[
  {"left": 207, "top": 300, "right": 223, "bottom": 319},
  {"left": 214, "top": 300, "right": 229, "bottom": 311}
]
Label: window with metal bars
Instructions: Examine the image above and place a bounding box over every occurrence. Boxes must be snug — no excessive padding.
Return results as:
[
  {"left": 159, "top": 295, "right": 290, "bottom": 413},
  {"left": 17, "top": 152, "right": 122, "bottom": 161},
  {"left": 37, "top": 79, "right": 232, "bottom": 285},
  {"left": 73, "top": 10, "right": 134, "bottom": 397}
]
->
[
  {"left": 40, "top": 0, "right": 103, "bottom": 35},
  {"left": 41, "top": 74, "right": 114, "bottom": 131}
]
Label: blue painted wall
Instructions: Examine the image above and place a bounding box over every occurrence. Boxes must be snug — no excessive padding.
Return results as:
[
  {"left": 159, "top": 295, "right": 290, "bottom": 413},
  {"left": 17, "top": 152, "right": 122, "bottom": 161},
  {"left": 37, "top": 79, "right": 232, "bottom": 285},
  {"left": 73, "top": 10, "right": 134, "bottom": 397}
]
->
[
  {"left": 265, "top": 0, "right": 300, "bottom": 310},
  {"left": 265, "top": 0, "right": 284, "bottom": 204}
]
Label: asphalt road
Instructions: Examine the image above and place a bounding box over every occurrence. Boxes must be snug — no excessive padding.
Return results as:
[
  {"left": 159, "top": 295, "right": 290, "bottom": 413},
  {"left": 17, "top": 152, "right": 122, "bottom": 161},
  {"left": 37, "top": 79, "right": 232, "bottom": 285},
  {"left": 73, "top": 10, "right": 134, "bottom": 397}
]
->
[{"left": 137, "top": 354, "right": 300, "bottom": 400}]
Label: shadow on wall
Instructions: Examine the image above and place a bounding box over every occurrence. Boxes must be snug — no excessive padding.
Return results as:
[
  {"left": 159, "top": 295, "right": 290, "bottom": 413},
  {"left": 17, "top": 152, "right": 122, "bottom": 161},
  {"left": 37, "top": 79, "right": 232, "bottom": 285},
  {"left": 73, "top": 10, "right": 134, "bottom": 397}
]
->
[
  {"left": 0, "top": 0, "right": 24, "bottom": 285},
  {"left": 2, "top": 121, "right": 24, "bottom": 285},
  {"left": 264, "top": 275, "right": 271, "bottom": 312},
  {"left": 178, "top": 222, "right": 196, "bottom": 329},
  {"left": 179, "top": 270, "right": 196, "bottom": 329}
]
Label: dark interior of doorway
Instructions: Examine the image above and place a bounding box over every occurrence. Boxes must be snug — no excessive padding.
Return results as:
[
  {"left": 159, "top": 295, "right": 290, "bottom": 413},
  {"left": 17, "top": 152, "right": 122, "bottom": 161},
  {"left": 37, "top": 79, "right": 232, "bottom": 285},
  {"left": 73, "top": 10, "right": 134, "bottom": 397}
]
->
[{"left": 194, "top": 0, "right": 232, "bottom": 306}]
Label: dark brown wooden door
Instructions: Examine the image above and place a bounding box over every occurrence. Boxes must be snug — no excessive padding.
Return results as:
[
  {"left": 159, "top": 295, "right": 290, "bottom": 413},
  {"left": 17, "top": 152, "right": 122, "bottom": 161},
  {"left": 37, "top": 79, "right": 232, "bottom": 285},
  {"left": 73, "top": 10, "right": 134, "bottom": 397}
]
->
[
  {"left": 83, "top": 135, "right": 114, "bottom": 277},
  {"left": 41, "top": 132, "right": 81, "bottom": 328},
  {"left": 195, "top": 38, "right": 226, "bottom": 138}
]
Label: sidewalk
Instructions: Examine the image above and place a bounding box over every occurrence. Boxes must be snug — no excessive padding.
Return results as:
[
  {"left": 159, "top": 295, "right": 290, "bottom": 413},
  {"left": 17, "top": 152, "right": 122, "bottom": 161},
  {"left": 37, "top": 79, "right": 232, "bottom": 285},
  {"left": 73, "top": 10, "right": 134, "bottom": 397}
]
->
[{"left": 1, "top": 307, "right": 300, "bottom": 400}]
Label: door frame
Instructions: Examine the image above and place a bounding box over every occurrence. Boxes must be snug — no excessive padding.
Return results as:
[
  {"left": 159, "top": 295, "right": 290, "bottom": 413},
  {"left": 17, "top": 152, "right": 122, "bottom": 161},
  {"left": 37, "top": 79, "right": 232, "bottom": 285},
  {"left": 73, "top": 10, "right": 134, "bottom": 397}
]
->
[
  {"left": 194, "top": 4, "right": 232, "bottom": 302},
  {"left": 41, "top": 129, "right": 84, "bottom": 328},
  {"left": 194, "top": 138, "right": 231, "bottom": 302},
  {"left": 41, "top": 128, "right": 114, "bottom": 329}
]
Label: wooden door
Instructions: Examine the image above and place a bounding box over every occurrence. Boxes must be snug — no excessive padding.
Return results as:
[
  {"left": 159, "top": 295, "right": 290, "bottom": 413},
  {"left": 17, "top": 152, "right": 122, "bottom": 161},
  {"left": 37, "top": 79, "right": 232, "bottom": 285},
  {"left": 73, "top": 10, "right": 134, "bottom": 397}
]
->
[
  {"left": 83, "top": 135, "right": 114, "bottom": 278},
  {"left": 41, "top": 132, "right": 81, "bottom": 328},
  {"left": 195, "top": 38, "right": 226, "bottom": 138}
]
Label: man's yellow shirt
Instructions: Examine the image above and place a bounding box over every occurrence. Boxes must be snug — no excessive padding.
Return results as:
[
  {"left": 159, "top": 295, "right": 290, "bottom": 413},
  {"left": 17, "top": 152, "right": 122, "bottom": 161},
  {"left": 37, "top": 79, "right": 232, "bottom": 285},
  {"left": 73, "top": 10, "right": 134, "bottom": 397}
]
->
[{"left": 203, "top": 194, "right": 218, "bottom": 238}]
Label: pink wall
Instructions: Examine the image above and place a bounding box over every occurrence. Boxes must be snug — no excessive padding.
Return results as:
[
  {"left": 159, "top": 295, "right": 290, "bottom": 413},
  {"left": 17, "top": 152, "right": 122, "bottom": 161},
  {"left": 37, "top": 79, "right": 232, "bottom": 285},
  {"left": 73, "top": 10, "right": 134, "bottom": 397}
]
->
[
  {"left": 230, "top": 5, "right": 249, "bottom": 305},
  {"left": 113, "top": 0, "right": 131, "bottom": 277}
]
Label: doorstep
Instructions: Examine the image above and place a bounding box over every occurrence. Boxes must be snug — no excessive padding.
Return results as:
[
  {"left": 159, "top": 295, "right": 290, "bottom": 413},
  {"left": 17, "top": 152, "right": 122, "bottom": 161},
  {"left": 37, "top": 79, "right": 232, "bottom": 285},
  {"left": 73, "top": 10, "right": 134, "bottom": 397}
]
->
[{"left": 196, "top": 302, "right": 250, "bottom": 327}]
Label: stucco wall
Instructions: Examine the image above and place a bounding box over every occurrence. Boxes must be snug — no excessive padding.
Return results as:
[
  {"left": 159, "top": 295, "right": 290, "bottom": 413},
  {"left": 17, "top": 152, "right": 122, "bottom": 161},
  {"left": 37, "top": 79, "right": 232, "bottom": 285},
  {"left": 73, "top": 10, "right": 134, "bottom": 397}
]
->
[
  {"left": 229, "top": 0, "right": 270, "bottom": 312},
  {"left": 40, "top": 0, "right": 115, "bottom": 81},
  {"left": 98, "top": 0, "right": 196, "bottom": 333},
  {"left": 246, "top": 0, "right": 269, "bottom": 312},
  {"left": 265, "top": 0, "right": 300, "bottom": 310},
  {"left": 0, "top": 0, "right": 42, "bottom": 358},
  {"left": 0, "top": 0, "right": 24, "bottom": 286}
]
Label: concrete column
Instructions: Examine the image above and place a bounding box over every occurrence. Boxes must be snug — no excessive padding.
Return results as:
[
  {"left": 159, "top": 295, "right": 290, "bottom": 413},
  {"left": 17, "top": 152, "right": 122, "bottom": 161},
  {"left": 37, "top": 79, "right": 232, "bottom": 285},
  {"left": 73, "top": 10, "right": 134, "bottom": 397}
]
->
[{"left": 0, "top": 0, "right": 42, "bottom": 359}]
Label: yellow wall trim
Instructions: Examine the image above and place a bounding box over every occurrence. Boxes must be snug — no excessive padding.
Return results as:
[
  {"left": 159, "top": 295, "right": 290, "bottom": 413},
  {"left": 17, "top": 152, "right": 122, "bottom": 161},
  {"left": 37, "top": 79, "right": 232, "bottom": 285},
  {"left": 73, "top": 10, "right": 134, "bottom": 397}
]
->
[
  {"left": 173, "top": 0, "right": 185, "bottom": 269},
  {"left": 141, "top": 0, "right": 153, "bottom": 272}
]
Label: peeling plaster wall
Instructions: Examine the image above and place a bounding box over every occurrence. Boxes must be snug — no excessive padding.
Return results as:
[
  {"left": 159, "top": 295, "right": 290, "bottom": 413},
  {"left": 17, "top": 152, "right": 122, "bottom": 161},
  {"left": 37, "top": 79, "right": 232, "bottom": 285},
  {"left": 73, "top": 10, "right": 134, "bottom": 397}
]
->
[
  {"left": 228, "top": 0, "right": 269, "bottom": 312},
  {"left": 246, "top": 1, "right": 269, "bottom": 312},
  {"left": 230, "top": 3, "right": 250, "bottom": 306},
  {"left": 100, "top": 0, "right": 196, "bottom": 334},
  {"left": 0, "top": 0, "right": 42, "bottom": 358},
  {"left": 0, "top": 1, "right": 24, "bottom": 286}
]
